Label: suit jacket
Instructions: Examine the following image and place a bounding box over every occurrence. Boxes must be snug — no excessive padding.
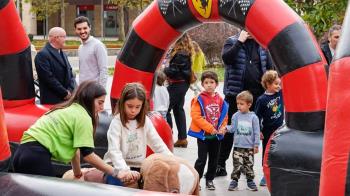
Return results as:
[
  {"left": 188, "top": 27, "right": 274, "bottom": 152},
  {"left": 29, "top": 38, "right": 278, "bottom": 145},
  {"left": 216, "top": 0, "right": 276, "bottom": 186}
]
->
[
  {"left": 35, "top": 43, "right": 76, "bottom": 104},
  {"left": 320, "top": 42, "right": 333, "bottom": 65}
]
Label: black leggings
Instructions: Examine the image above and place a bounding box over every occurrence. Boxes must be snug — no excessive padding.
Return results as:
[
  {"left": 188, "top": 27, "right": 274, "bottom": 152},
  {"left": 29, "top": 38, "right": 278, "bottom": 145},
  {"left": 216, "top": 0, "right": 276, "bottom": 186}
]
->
[
  {"left": 13, "top": 141, "right": 55, "bottom": 177},
  {"left": 166, "top": 82, "right": 190, "bottom": 140}
]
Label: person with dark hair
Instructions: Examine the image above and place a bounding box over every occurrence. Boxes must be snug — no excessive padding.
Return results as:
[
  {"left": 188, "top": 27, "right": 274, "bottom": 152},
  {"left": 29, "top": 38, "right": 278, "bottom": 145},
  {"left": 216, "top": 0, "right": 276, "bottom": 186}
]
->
[
  {"left": 321, "top": 24, "right": 341, "bottom": 65},
  {"left": 104, "top": 83, "right": 172, "bottom": 187},
  {"left": 188, "top": 70, "right": 228, "bottom": 190},
  {"left": 35, "top": 27, "right": 76, "bottom": 104},
  {"left": 152, "top": 70, "right": 170, "bottom": 120},
  {"left": 217, "top": 29, "right": 273, "bottom": 177},
  {"left": 13, "top": 81, "right": 137, "bottom": 183},
  {"left": 164, "top": 33, "right": 194, "bottom": 148},
  {"left": 74, "top": 16, "right": 108, "bottom": 88}
]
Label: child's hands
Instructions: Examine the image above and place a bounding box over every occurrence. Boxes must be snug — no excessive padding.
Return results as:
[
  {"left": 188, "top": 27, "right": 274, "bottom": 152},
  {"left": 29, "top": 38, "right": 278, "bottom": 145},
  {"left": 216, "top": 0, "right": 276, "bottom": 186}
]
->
[
  {"left": 218, "top": 127, "right": 227, "bottom": 135},
  {"left": 260, "top": 132, "right": 264, "bottom": 140},
  {"left": 211, "top": 129, "right": 218, "bottom": 135},
  {"left": 254, "top": 146, "right": 259, "bottom": 154}
]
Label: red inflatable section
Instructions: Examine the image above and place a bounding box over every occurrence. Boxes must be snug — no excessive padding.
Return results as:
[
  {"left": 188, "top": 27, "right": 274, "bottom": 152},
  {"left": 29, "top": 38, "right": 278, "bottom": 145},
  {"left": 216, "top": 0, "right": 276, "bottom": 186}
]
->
[
  {"left": 111, "top": 61, "right": 154, "bottom": 99},
  {"left": 245, "top": 0, "right": 300, "bottom": 48},
  {"left": 281, "top": 63, "right": 327, "bottom": 112},
  {"left": 133, "top": 1, "right": 181, "bottom": 50},
  {"left": 0, "top": 0, "right": 29, "bottom": 55},
  {"left": 320, "top": 57, "right": 350, "bottom": 196},
  {"left": 146, "top": 111, "right": 174, "bottom": 156},
  {"left": 0, "top": 88, "right": 10, "bottom": 161}
]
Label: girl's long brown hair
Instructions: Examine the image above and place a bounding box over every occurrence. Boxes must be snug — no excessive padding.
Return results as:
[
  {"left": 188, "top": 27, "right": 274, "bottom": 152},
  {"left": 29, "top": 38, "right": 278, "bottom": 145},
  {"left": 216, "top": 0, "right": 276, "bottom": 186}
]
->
[
  {"left": 116, "top": 83, "right": 148, "bottom": 129},
  {"left": 48, "top": 80, "right": 106, "bottom": 134},
  {"left": 171, "top": 33, "right": 194, "bottom": 58}
]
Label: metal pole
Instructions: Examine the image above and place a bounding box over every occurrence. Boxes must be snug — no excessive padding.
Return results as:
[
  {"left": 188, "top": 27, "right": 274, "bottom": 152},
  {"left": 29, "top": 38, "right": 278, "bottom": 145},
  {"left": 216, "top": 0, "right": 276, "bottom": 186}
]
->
[
  {"left": 16, "top": 0, "right": 20, "bottom": 16},
  {"left": 101, "top": 0, "right": 104, "bottom": 38}
]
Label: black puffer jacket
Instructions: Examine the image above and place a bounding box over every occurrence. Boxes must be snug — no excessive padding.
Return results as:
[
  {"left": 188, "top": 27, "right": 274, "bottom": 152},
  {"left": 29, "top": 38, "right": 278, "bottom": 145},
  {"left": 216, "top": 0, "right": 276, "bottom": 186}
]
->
[{"left": 164, "top": 50, "right": 192, "bottom": 82}]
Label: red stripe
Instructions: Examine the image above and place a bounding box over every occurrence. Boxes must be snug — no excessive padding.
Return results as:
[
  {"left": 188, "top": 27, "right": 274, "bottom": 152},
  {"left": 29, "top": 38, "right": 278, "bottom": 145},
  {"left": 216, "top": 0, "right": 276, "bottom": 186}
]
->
[
  {"left": 133, "top": 1, "right": 181, "bottom": 50},
  {"left": 6, "top": 103, "right": 49, "bottom": 142},
  {"left": 0, "top": 89, "right": 11, "bottom": 161},
  {"left": 0, "top": 0, "right": 29, "bottom": 55},
  {"left": 263, "top": 133, "right": 273, "bottom": 192},
  {"left": 110, "top": 61, "right": 154, "bottom": 99},
  {"left": 282, "top": 62, "right": 327, "bottom": 112},
  {"left": 320, "top": 57, "right": 350, "bottom": 196},
  {"left": 3, "top": 98, "right": 35, "bottom": 109},
  {"left": 188, "top": 0, "right": 220, "bottom": 22},
  {"left": 245, "top": 0, "right": 300, "bottom": 48}
]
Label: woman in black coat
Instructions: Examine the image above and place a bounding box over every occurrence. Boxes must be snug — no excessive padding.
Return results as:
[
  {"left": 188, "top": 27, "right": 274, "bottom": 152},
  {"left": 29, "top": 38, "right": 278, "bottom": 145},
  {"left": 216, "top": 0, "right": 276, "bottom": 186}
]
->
[{"left": 164, "top": 33, "right": 194, "bottom": 148}]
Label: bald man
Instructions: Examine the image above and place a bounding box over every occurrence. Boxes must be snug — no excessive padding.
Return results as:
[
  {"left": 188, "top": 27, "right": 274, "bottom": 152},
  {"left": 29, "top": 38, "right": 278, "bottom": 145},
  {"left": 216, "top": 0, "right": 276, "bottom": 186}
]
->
[{"left": 35, "top": 27, "right": 76, "bottom": 104}]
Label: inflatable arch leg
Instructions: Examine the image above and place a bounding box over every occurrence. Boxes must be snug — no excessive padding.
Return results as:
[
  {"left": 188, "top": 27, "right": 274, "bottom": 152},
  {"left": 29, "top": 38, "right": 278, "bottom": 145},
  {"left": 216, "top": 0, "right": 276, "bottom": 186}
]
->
[
  {"left": 0, "top": 87, "right": 11, "bottom": 171},
  {"left": 320, "top": 2, "right": 350, "bottom": 195},
  {"left": 112, "top": 0, "right": 327, "bottom": 195}
]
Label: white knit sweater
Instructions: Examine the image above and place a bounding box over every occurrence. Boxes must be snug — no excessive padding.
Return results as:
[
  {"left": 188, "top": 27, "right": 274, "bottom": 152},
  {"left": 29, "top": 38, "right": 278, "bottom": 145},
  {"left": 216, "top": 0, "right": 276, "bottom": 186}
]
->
[{"left": 103, "top": 114, "right": 172, "bottom": 170}]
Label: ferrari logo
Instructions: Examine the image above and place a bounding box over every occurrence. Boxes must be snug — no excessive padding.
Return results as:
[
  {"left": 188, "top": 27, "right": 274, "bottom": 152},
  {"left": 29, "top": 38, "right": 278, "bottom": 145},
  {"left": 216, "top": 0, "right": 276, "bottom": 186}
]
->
[{"left": 192, "top": 0, "right": 212, "bottom": 19}]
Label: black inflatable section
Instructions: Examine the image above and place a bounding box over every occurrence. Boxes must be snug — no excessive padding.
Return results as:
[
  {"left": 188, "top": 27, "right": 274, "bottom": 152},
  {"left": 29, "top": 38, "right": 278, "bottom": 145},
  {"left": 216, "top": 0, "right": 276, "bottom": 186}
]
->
[
  {"left": 0, "top": 47, "right": 35, "bottom": 100},
  {"left": 0, "top": 172, "right": 139, "bottom": 195},
  {"left": 286, "top": 111, "right": 325, "bottom": 132},
  {"left": 0, "top": 158, "right": 10, "bottom": 172},
  {"left": 0, "top": 0, "right": 9, "bottom": 9},
  {"left": 269, "top": 128, "right": 323, "bottom": 196},
  {"left": 118, "top": 30, "right": 164, "bottom": 73},
  {"left": 219, "top": 0, "right": 254, "bottom": 28},
  {"left": 158, "top": 0, "right": 201, "bottom": 32},
  {"left": 268, "top": 22, "right": 321, "bottom": 77}
]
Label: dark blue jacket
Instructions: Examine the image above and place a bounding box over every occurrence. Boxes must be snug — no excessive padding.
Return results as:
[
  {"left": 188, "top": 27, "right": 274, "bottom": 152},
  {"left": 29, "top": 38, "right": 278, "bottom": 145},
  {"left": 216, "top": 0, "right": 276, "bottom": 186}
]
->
[
  {"left": 222, "top": 35, "right": 273, "bottom": 97},
  {"left": 35, "top": 43, "right": 76, "bottom": 104}
]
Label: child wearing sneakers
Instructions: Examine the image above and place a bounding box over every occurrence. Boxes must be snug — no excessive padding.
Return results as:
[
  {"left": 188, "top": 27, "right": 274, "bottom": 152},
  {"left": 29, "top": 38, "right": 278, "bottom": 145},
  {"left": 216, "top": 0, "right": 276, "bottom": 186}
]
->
[
  {"left": 188, "top": 70, "right": 228, "bottom": 190},
  {"left": 254, "top": 70, "right": 284, "bottom": 186},
  {"left": 227, "top": 91, "right": 260, "bottom": 191}
]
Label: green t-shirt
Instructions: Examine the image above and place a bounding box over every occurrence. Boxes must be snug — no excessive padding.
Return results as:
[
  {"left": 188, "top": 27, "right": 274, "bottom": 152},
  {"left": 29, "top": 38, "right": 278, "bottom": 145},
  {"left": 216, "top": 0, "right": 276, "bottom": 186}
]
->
[{"left": 21, "top": 103, "right": 94, "bottom": 163}]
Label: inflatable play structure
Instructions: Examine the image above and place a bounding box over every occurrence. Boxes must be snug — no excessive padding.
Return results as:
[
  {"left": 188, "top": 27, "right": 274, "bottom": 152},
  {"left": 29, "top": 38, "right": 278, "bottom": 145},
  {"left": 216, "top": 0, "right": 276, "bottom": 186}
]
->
[
  {"left": 0, "top": 0, "right": 173, "bottom": 176},
  {"left": 1, "top": 0, "right": 350, "bottom": 195}
]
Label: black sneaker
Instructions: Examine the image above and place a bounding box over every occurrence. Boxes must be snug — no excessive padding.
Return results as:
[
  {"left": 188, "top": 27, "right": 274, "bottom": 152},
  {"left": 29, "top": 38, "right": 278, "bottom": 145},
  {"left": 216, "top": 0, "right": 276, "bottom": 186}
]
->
[
  {"left": 228, "top": 180, "right": 238, "bottom": 191},
  {"left": 206, "top": 180, "right": 216, "bottom": 190},
  {"left": 215, "top": 166, "right": 227, "bottom": 177},
  {"left": 247, "top": 180, "right": 258, "bottom": 191}
]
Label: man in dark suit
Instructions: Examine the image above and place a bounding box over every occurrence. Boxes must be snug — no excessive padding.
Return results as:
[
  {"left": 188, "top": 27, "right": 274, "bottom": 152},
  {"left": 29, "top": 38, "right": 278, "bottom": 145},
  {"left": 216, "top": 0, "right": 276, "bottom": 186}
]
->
[{"left": 35, "top": 27, "right": 76, "bottom": 104}]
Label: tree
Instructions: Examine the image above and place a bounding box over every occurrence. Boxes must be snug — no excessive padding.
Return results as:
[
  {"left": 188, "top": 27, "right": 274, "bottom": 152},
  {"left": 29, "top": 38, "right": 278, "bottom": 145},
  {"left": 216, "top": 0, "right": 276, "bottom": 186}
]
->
[
  {"left": 25, "top": 0, "right": 66, "bottom": 37},
  {"left": 284, "top": 0, "right": 347, "bottom": 40},
  {"left": 107, "top": 0, "right": 151, "bottom": 41}
]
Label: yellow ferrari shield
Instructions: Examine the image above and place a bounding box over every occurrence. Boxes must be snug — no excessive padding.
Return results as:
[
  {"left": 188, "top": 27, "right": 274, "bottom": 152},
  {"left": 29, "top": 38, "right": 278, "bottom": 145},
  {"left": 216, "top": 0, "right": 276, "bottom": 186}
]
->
[{"left": 192, "top": 0, "right": 212, "bottom": 19}]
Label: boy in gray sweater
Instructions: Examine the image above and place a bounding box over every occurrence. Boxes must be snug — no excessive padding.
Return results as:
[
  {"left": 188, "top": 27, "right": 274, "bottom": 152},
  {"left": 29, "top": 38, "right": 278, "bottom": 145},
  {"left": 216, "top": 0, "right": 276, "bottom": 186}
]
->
[{"left": 227, "top": 91, "right": 260, "bottom": 191}]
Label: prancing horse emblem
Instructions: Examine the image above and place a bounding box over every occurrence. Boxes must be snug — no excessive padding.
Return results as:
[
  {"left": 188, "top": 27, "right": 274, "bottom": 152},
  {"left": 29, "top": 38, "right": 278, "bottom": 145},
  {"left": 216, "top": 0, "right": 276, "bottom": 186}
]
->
[{"left": 192, "top": 0, "right": 212, "bottom": 19}]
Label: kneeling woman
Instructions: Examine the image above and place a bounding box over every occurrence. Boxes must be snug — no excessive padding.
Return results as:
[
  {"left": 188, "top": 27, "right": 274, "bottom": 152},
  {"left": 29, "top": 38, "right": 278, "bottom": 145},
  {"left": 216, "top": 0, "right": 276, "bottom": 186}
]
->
[{"left": 13, "top": 81, "right": 139, "bottom": 182}]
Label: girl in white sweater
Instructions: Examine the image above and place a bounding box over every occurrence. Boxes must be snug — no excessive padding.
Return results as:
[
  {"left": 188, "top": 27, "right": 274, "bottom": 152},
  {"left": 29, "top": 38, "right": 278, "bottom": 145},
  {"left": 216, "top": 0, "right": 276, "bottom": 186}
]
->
[{"left": 104, "top": 82, "right": 172, "bottom": 186}]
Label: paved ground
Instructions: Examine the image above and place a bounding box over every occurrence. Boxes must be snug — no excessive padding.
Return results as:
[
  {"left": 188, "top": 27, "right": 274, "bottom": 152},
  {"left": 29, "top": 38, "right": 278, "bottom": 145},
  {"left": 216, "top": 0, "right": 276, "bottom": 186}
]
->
[{"left": 101, "top": 76, "right": 270, "bottom": 196}]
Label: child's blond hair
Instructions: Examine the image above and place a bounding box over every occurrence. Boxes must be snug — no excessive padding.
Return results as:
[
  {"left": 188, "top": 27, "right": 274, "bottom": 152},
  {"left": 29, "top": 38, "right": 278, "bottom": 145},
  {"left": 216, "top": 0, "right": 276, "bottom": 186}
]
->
[
  {"left": 261, "top": 70, "right": 279, "bottom": 90},
  {"left": 236, "top": 91, "right": 253, "bottom": 104}
]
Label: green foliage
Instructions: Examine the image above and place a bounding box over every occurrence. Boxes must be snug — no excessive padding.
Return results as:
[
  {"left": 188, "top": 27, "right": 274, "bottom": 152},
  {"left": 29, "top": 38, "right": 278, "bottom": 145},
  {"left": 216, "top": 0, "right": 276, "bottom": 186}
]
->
[
  {"left": 25, "top": 0, "right": 65, "bottom": 21},
  {"left": 284, "top": 0, "right": 347, "bottom": 39},
  {"left": 106, "top": 0, "right": 151, "bottom": 9}
]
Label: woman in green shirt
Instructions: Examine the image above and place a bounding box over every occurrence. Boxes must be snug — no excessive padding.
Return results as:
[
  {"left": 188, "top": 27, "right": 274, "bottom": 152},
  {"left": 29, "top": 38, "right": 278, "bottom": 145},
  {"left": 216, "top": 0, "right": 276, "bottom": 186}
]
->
[{"left": 13, "top": 81, "right": 139, "bottom": 183}]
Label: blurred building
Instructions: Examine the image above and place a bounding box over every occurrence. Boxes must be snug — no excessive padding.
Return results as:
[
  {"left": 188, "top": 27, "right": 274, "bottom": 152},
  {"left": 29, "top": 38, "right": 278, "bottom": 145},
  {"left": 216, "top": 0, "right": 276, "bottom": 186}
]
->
[{"left": 21, "top": 0, "right": 138, "bottom": 37}]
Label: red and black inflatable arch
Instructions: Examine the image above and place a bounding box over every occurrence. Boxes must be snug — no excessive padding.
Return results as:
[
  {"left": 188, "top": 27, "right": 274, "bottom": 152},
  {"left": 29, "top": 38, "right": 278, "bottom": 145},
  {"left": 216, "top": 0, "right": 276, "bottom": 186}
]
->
[
  {"left": 320, "top": 4, "right": 350, "bottom": 195},
  {"left": 1, "top": 0, "right": 349, "bottom": 194},
  {"left": 110, "top": 0, "right": 328, "bottom": 195}
]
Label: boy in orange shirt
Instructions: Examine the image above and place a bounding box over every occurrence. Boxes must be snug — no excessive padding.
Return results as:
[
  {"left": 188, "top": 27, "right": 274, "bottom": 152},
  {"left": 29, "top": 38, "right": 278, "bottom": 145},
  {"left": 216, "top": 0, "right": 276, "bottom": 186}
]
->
[{"left": 188, "top": 70, "right": 228, "bottom": 190}]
